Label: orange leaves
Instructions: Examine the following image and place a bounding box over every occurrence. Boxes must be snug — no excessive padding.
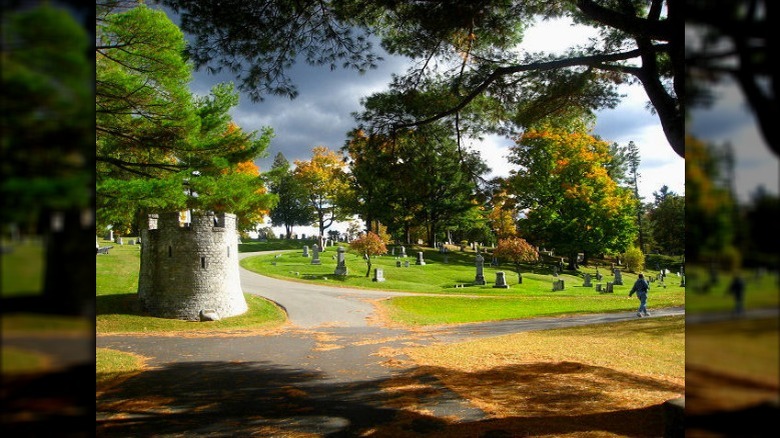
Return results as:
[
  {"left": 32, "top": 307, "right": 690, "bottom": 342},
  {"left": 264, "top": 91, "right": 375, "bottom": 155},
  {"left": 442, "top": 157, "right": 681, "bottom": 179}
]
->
[
  {"left": 224, "top": 121, "right": 239, "bottom": 134},
  {"left": 235, "top": 160, "right": 260, "bottom": 176},
  {"left": 349, "top": 231, "right": 388, "bottom": 257},
  {"left": 494, "top": 236, "right": 539, "bottom": 264}
]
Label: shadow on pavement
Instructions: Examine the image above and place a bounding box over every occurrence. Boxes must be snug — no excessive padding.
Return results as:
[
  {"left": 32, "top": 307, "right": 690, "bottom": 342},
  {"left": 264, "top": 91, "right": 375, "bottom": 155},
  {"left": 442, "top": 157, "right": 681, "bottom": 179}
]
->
[{"left": 97, "top": 359, "right": 678, "bottom": 437}]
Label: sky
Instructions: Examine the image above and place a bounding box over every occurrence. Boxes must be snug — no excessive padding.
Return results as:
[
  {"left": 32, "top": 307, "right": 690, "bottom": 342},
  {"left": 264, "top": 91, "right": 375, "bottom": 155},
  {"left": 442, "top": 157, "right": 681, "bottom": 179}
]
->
[
  {"left": 687, "top": 80, "right": 779, "bottom": 203},
  {"left": 188, "top": 17, "right": 686, "bottom": 201},
  {"left": 181, "top": 13, "right": 780, "bottom": 235}
]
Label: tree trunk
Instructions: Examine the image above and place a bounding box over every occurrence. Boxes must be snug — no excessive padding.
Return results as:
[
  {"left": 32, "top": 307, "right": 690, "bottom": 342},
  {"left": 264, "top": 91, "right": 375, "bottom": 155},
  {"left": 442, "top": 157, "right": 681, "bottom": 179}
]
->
[
  {"left": 567, "top": 251, "right": 579, "bottom": 270},
  {"left": 365, "top": 259, "right": 371, "bottom": 278},
  {"left": 427, "top": 223, "right": 436, "bottom": 248},
  {"left": 43, "top": 208, "right": 95, "bottom": 317}
]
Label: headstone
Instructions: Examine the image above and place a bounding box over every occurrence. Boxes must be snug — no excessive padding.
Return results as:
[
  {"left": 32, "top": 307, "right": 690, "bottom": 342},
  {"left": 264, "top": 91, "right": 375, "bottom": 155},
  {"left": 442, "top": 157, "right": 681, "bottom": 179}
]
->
[
  {"left": 491, "top": 256, "right": 499, "bottom": 267},
  {"left": 415, "top": 251, "right": 426, "bottom": 265},
  {"left": 595, "top": 270, "right": 603, "bottom": 281},
  {"left": 135, "top": 237, "right": 141, "bottom": 245},
  {"left": 372, "top": 268, "right": 385, "bottom": 282},
  {"left": 106, "top": 230, "right": 113, "bottom": 241},
  {"left": 596, "top": 283, "right": 602, "bottom": 292},
  {"left": 128, "top": 239, "right": 135, "bottom": 245},
  {"left": 443, "top": 255, "right": 449, "bottom": 264},
  {"left": 399, "top": 246, "right": 407, "bottom": 258},
  {"left": 396, "top": 260, "right": 402, "bottom": 268},
  {"left": 552, "top": 279, "right": 565, "bottom": 291},
  {"left": 493, "top": 271, "right": 509, "bottom": 289},
  {"left": 391, "top": 247, "right": 395, "bottom": 256},
  {"left": 552, "top": 265, "right": 559, "bottom": 277},
  {"left": 311, "top": 244, "right": 321, "bottom": 265},
  {"left": 474, "top": 254, "right": 486, "bottom": 285},
  {"left": 116, "top": 236, "right": 123, "bottom": 245},
  {"left": 303, "top": 245, "right": 310, "bottom": 257},
  {"left": 333, "top": 246, "right": 347, "bottom": 275},
  {"left": 583, "top": 273, "right": 592, "bottom": 287},
  {"left": 404, "top": 260, "right": 410, "bottom": 268},
  {"left": 605, "top": 282, "right": 614, "bottom": 293},
  {"left": 613, "top": 269, "right": 623, "bottom": 285}
]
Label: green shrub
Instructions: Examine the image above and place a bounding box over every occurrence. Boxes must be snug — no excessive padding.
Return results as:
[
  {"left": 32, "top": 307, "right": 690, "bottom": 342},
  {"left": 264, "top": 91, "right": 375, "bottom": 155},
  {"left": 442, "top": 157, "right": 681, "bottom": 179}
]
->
[
  {"left": 645, "top": 253, "right": 683, "bottom": 273},
  {"left": 623, "top": 247, "right": 645, "bottom": 273}
]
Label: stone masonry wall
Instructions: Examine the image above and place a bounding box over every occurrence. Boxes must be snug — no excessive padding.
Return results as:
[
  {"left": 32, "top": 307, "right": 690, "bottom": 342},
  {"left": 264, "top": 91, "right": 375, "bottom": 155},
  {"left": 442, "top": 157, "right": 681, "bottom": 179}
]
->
[{"left": 137, "top": 211, "right": 247, "bottom": 320}]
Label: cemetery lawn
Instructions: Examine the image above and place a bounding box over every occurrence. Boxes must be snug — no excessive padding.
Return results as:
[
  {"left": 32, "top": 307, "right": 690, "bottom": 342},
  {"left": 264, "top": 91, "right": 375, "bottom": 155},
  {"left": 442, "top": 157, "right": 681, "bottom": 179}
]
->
[
  {"left": 683, "top": 264, "right": 780, "bottom": 314},
  {"left": 96, "top": 239, "right": 286, "bottom": 334},
  {"left": 240, "top": 247, "right": 686, "bottom": 326},
  {"left": 1, "top": 238, "right": 44, "bottom": 297},
  {"left": 386, "top": 315, "right": 685, "bottom": 429},
  {"left": 2, "top": 239, "right": 92, "bottom": 371}
]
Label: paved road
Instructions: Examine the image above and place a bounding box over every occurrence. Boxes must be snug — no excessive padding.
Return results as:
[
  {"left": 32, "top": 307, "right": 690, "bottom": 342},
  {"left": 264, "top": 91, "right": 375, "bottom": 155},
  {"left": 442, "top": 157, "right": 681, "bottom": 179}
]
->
[
  {"left": 237, "top": 252, "right": 423, "bottom": 328},
  {"left": 7, "top": 253, "right": 775, "bottom": 436},
  {"left": 92, "top": 252, "right": 691, "bottom": 435}
]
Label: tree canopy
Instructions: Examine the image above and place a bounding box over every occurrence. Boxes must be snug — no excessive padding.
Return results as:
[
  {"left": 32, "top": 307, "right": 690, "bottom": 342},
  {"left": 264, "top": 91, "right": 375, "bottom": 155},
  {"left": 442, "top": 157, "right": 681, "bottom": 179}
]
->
[
  {"left": 509, "top": 121, "right": 637, "bottom": 267},
  {"left": 96, "top": 3, "right": 275, "bottom": 233},
  {"left": 1, "top": 4, "right": 93, "bottom": 228},
  {"left": 154, "top": 0, "right": 683, "bottom": 157},
  {"left": 343, "top": 125, "right": 489, "bottom": 246},
  {"left": 293, "top": 146, "right": 351, "bottom": 242},
  {"left": 267, "top": 152, "right": 314, "bottom": 238}
]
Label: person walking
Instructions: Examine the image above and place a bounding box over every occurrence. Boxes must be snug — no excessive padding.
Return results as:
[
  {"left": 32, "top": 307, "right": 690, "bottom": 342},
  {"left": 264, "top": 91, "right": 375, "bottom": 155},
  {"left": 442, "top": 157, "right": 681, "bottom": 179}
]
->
[
  {"left": 728, "top": 273, "right": 746, "bottom": 316},
  {"left": 629, "top": 273, "right": 650, "bottom": 317}
]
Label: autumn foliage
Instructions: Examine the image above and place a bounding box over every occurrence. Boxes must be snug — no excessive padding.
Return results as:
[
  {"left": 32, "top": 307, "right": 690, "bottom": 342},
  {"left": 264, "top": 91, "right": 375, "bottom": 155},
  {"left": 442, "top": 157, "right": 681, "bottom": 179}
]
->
[
  {"left": 349, "top": 232, "right": 388, "bottom": 277},
  {"left": 493, "top": 237, "right": 539, "bottom": 274}
]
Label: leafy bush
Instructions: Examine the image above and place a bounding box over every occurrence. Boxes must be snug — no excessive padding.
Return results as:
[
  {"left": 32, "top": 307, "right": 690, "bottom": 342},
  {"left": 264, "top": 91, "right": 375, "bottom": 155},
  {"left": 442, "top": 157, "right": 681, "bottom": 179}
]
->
[
  {"left": 623, "top": 246, "right": 645, "bottom": 273},
  {"left": 645, "top": 253, "right": 683, "bottom": 273}
]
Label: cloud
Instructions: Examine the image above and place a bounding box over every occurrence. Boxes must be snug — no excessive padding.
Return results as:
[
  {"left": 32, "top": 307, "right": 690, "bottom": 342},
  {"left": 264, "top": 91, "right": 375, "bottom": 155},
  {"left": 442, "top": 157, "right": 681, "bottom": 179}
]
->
[
  {"left": 183, "top": 9, "right": 689, "bottom": 224},
  {"left": 688, "top": 80, "right": 779, "bottom": 202},
  {"left": 188, "top": 48, "right": 411, "bottom": 171}
]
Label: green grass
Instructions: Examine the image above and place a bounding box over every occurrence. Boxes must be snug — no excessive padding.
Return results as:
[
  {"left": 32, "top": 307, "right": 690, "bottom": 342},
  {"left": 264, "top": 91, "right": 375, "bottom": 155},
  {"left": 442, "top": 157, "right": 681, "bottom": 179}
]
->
[
  {"left": 1, "top": 346, "right": 50, "bottom": 374},
  {"left": 384, "top": 294, "right": 681, "bottom": 326},
  {"left": 2, "top": 313, "right": 93, "bottom": 332},
  {"left": 96, "top": 239, "right": 286, "bottom": 334},
  {"left": 96, "top": 347, "right": 146, "bottom": 389},
  {"left": 240, "top": 245, "right": 686, "bottom": 325},
  {"left": 684, "top": 264, "right": 780, "bottom": 314},
  {"left": 1, "top": 238, "right": 45, "bottom": 296},
  {"left": 238, "top": 238, "right": 320, "bottom": 252},
  {"left": 2, "top": 238, "right": 92, "bottom": 333}
]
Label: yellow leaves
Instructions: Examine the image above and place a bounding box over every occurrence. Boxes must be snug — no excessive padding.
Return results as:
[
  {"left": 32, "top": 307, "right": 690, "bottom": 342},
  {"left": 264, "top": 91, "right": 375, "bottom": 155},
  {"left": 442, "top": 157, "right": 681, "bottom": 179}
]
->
[{"left": 235, "top": 160, "right": 260, "bottom": 176}]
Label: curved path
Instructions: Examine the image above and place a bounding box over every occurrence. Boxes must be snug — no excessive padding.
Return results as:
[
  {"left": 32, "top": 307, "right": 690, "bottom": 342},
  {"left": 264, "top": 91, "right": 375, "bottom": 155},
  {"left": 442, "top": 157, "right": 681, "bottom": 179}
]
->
[
  {"left": 93, "top": 252, "right": 689, "bottom": 436},
  {"left": 237, "top": 252, "right": 423, "bottom": 328}
]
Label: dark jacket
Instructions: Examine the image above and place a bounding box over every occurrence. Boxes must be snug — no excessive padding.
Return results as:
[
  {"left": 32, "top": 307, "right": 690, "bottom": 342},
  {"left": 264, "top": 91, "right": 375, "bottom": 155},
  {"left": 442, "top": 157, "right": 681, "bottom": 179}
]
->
[{"left": 629, "top": 277, "right": 649, "bottom": 297}]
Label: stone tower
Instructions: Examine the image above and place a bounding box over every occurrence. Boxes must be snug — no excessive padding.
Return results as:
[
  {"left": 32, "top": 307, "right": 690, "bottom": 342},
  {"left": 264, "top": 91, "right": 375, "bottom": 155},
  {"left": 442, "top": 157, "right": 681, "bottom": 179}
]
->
[{"left": 137, "top": 211, "right": 247, "bottom": 321}]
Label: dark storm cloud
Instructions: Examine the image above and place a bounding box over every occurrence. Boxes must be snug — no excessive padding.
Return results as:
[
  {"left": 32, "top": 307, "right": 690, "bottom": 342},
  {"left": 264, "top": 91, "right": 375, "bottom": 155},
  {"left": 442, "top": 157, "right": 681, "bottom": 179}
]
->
[{"left": 190, "top": 50, "right": 410, "bottom": 170}]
